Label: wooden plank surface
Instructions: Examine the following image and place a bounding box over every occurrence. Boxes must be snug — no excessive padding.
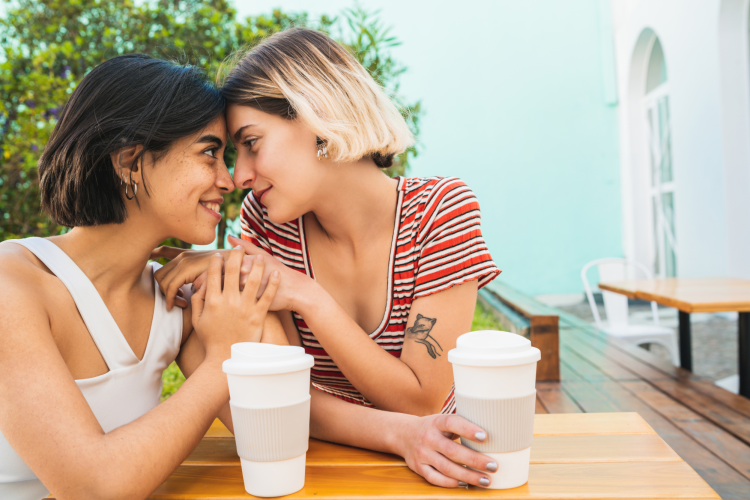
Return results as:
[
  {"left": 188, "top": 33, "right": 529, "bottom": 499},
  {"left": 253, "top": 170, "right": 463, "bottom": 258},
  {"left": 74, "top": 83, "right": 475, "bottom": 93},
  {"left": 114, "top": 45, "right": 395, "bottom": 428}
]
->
[
  {"left": 559, "top": 310, "right": 750, "bottom": 419},
  {"left": 531, "top": 412, "right": 654, "bottom": 436},
  {"left": 185, "top": 434, "right": 680, "bottom": 467},
  {"left": 598, "top": 277, "right": 750, "bottom": 313},
  {"left": 535, "top": 382, "right": 582, "bottom": 414},
  {"left": 150, "top": 462, "right": 719, "bottom": 499},
  {"left": 205, "top": 419, "right": 233, "bottom": 438},
  {"left": 555, "top": 317, "right": 750, "bottom": 499},
  {"left": 205, "top": 413, "right": 655, "bottom": 441}
]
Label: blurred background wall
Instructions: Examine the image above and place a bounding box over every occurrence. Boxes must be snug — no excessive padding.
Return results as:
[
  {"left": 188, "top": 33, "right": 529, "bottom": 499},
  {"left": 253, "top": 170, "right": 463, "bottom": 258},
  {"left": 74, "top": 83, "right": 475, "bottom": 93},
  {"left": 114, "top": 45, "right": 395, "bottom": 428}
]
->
[{"left": 235, "top": 0, "right": 625, "bottom": 298}]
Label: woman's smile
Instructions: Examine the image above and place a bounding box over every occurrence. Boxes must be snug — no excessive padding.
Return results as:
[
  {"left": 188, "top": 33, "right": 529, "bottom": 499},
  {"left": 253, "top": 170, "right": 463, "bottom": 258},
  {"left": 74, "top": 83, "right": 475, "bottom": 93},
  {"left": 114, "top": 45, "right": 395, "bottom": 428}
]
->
[
  {"left": 199, "top": 199, "right": 223, "bottom": 219},
  {"left": 254, "top": 186, "right": 272, "bottom": 204}
]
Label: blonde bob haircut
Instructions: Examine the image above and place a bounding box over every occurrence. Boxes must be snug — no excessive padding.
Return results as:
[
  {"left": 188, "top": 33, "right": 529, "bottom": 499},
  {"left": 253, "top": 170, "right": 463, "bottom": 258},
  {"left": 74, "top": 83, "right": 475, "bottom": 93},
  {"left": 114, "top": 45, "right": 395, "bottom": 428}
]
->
[{"left": 219, "top": 28, "right": 414, "bottom": 168}]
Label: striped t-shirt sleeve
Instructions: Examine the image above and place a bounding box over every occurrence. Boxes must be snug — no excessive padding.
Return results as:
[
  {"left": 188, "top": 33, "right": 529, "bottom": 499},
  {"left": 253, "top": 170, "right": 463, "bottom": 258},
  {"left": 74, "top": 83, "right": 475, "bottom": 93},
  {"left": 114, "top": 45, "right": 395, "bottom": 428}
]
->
[
  {"left": 239, "top": 192, "right": 273, "bottom": 253},
  {"left": 414, "top": 178, "right": 500, "bottom": 299}
]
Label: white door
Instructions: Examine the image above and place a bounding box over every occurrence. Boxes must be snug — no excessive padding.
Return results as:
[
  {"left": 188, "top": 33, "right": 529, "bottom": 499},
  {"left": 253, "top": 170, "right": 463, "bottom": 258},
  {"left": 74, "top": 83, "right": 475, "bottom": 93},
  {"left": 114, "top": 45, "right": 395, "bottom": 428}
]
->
[{"left": 644, "top": 37, "right": 677, "bottom": 278}]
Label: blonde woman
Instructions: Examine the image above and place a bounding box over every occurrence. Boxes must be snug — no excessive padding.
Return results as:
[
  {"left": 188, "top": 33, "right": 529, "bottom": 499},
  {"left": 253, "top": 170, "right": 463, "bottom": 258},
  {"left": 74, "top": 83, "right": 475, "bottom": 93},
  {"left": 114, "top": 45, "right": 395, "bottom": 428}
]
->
[{"left": 155, "top": 28, "right": 502, "bottom": 488}]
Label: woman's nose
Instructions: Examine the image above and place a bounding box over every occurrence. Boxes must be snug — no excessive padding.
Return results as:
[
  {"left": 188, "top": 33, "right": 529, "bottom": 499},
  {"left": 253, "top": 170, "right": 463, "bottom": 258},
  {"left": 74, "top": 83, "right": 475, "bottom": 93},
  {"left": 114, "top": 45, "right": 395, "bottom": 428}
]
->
[
  {"left": 233, "top": 157, "right": 255, "bottom": 190},
  {"left": 216, "top": 163, "right": 235, "bottom": 192}
]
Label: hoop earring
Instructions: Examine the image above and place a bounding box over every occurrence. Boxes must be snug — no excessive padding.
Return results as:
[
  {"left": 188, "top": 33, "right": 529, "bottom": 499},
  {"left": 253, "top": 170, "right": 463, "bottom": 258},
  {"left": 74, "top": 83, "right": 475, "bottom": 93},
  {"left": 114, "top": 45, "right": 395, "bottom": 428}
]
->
[
  {"left": 316, "top": 136, "right": 328, "bottom": 160},
  {"left": 125, "top": 172, "right": 136, "bottom": 200}
]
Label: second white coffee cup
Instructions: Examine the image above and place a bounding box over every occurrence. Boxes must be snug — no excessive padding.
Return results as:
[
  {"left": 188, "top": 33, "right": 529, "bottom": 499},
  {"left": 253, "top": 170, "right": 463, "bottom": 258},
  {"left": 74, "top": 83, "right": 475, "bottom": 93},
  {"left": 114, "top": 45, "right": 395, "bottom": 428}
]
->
[
  {"left": 448, "top": 330, "right": 540, "bottom": 489},
  {"left": 223, "top": 343, "right": 315, "bottom": 497}
]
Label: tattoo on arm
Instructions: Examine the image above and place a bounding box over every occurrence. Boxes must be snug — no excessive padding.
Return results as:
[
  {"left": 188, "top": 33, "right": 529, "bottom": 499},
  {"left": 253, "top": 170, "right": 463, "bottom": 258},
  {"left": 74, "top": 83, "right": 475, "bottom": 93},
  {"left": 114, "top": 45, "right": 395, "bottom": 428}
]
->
[{"left": 405, "top": 313, "right": 443, "bottom": 359}]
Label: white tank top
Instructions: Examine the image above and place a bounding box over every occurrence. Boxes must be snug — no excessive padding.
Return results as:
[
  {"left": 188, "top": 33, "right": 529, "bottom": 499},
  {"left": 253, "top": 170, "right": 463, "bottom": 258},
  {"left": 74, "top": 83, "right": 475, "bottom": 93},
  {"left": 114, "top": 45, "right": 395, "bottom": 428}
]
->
[{"left": 0, "top": 238, "right": 183, "bottom": 499}]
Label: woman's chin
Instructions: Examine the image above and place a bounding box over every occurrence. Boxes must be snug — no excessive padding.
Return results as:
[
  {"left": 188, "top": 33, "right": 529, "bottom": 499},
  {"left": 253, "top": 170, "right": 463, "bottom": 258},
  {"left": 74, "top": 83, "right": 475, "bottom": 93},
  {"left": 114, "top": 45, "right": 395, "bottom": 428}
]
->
[
  {"left": 266, "top": 206, "right": 299, "bottom": 226},
  {"left": 175, "top": 228, "right": 219, "bottom": 247}
]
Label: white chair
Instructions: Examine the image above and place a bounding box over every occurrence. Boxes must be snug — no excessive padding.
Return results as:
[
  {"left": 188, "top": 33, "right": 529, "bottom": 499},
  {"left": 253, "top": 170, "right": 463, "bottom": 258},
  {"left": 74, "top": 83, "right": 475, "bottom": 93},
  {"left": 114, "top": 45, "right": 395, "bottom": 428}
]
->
[{"left": 581, "top": 258, "right": 679, "bottom": 365}]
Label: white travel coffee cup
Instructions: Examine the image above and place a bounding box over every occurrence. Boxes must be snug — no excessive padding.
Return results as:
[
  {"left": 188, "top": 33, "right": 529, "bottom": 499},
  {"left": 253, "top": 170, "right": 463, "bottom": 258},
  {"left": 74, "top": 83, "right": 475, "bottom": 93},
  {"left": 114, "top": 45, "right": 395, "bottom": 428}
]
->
[
  {"left": 448, "top": 330, "right": 540, "bottom": 489},
  {"left": 222, "top": 343, "right": 315, "bottom": 497}
]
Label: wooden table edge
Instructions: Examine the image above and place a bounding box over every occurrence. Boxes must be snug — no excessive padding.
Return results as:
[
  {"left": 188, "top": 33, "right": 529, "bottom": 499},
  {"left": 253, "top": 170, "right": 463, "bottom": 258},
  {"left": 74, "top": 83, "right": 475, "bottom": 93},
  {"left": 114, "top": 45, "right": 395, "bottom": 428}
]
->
[
  {"left": 599, "top": 281, "right": 750, "bottom": 313},
  {"left": 598, "top": 282, "right": 637, "bottom": 299}
]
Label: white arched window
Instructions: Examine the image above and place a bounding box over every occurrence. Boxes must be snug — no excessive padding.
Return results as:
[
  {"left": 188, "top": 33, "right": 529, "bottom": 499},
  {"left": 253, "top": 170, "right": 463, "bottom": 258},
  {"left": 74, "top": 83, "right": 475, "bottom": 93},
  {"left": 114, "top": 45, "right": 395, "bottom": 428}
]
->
[{"left": 644, "top": 37, "right": 676, "bottom": 278}]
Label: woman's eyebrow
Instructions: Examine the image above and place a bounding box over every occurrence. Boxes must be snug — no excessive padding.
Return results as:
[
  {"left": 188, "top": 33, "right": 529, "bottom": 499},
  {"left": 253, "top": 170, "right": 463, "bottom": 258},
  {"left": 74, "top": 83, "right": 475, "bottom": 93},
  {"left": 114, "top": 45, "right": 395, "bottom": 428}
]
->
[
  {"left": 196, "top": 134, "right": 224, "bottom": 147},
  {"left": 233, "top": 124, "right": 257, "bottom": 142}
]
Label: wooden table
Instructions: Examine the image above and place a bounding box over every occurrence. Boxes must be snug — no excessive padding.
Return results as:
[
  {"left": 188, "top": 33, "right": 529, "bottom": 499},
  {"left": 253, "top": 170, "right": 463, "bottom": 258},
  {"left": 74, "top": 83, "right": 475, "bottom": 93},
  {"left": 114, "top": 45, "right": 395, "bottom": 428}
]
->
[
  {"left": 142, "top": 414, "right": 717, "bottom": 499},
  {"left": 599, "top": 277, "right": 750, "bottom": 397}
]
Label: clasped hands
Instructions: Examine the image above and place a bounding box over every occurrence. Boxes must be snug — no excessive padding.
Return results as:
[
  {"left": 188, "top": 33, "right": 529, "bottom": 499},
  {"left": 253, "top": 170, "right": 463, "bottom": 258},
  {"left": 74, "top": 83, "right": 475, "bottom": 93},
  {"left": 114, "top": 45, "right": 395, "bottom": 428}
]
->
[{"left": 152, "top": 234, "right": 303, "bottom": 312}]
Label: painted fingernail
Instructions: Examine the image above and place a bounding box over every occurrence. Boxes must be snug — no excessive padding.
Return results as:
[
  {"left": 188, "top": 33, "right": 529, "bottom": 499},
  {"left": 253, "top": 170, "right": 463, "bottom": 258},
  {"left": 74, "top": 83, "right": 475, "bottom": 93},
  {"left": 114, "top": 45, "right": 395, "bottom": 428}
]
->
[
  {"left": 479, "top": 477, "right": 490, "bottom": 487},
  {"left": 486, "top": 462, "right": 498, "bottom": 472},
  {"left": 475, "top": 431, "right": 486, "bottom": 442},
  {"left": 457, "top": 481, "right": 467, "bottom": 488}
]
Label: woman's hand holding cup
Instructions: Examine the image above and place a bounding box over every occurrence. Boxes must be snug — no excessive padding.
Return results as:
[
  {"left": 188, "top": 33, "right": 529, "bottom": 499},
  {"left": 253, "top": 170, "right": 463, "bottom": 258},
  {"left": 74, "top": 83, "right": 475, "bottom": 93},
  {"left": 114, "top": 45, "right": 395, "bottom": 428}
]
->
[
  {"left": 394, "top": 413, "right": 495, "bottom": 489},
  {"left": 191, "top": 246, "right": 280, "bottom": 363}
]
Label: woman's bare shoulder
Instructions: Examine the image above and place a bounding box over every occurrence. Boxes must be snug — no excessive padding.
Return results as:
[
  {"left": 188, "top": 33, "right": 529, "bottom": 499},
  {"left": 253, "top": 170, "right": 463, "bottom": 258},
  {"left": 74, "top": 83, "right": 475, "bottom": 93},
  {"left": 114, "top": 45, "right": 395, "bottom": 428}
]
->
[{"left": 0, "top": 240, "right": 53, "bottom": 311}]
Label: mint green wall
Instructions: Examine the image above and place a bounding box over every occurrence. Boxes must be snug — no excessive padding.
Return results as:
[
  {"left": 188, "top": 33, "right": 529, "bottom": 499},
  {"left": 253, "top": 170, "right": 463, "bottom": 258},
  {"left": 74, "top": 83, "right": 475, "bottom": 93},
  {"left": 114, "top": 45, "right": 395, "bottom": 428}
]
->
[{"left": 237, "top": 0, "right": 623, "bottom": 295}]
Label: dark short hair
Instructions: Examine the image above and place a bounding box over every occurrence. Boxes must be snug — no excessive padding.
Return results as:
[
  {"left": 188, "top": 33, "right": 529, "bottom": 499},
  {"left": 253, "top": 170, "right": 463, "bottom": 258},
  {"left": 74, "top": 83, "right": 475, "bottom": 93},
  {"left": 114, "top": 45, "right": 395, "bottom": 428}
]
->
[{"left": 38, "top": 54, "right": 225, "bottom": 227}]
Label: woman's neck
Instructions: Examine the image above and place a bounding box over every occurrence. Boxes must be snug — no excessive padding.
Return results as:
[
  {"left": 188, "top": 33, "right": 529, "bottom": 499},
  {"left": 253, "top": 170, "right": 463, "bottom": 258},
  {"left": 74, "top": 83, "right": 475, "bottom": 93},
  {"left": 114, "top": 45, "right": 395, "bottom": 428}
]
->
[
  {"left": 50, "top": 217, "right": 164, "bottom": 295},
  {"left": 308, "top": 160, "right": 399, "bottom": 250}
]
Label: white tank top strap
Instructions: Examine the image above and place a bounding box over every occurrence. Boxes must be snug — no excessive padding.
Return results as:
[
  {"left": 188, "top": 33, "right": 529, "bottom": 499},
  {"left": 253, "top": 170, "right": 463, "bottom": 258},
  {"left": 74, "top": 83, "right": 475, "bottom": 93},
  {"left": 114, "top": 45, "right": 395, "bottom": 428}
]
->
[{"left": 11, "top": 237, "right": 140, "bottom": 370}]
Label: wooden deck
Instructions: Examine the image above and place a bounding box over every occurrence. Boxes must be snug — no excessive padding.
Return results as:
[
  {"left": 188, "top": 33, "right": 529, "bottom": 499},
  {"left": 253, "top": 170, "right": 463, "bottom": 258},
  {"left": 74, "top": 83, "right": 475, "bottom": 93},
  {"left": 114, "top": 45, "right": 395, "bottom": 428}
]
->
[{"left": 527, "top": 304, "right": 750, "bottom": 500}]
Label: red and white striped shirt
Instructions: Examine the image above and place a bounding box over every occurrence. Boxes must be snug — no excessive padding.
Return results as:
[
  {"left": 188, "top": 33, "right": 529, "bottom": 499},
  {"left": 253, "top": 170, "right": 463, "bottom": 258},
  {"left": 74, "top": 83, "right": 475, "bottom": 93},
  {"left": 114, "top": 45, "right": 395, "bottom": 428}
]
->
[{"left": 241, "top": 176, "right": 500, "bottom": 414}]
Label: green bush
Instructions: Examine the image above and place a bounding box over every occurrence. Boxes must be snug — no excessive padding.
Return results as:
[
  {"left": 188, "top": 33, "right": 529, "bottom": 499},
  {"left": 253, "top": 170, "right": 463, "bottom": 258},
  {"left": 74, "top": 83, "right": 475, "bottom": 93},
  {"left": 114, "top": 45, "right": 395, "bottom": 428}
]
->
[
  {"left": 472, "top": 300, "right": 507, "bottom": 331},
  {"left": 161, "top": 361, "right": 186, "bottom": 402}
]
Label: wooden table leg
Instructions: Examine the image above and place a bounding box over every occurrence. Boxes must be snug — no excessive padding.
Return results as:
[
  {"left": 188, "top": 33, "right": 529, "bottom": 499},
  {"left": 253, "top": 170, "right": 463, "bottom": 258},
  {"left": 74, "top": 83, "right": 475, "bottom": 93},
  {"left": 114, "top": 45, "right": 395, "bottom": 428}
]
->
[
  {"left": 678, "top": 311, "right": 692, "bottom": 371},
  {"left": 740, "top": 312, "right": 749, "bottom": 398}
]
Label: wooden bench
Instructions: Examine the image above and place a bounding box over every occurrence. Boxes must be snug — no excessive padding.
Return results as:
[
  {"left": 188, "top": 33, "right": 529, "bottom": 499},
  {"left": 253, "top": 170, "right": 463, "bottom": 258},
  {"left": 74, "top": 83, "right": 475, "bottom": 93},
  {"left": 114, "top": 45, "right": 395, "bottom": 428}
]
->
[{"left": 478, "top": 281, "right": 560, "bottom": 381}]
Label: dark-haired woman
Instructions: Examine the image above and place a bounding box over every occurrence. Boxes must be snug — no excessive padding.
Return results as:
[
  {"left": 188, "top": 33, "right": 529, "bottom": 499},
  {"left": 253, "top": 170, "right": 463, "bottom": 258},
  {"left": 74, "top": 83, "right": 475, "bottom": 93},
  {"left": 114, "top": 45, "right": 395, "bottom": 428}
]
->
[
  {"left": 155, "top": 28, "right": 502, "bottom": 489},
  {"left": 0, "top": 54, "right": 285, "bottom": 499}
]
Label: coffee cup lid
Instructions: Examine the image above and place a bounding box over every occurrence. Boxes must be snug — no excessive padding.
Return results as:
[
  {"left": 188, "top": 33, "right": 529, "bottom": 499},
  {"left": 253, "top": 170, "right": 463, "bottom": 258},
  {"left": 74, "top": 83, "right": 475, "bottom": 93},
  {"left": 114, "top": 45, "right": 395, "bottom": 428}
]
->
[
  {"left": 448, "top": 330, "right": 541, "bottom": 367},
  {"left": 222, "top": 343, "right": 314, "bottom": 376}
]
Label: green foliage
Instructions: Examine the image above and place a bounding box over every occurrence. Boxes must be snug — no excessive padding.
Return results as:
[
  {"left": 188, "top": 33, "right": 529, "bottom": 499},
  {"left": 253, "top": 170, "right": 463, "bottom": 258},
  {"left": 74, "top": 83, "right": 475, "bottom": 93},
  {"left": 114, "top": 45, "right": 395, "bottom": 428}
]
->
[
  {"left": 161, "top": 361, "right": 186, "bottom": 401},
  {"left": 1, "top": 0, "right": 421, "bottom": 244},
  {"left": 337, "top": 6, "right": 420, "bottom": 177},
  {"left": 471, "top": 301, "right": 508, "bottom": 331}
]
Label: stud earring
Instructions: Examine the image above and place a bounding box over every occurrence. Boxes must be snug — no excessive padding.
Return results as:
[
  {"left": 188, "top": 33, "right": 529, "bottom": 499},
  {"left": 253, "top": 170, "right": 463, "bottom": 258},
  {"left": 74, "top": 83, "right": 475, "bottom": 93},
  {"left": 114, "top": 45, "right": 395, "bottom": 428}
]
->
[{"left": 316, "top": 136, "right": 328, "bottom": 160}]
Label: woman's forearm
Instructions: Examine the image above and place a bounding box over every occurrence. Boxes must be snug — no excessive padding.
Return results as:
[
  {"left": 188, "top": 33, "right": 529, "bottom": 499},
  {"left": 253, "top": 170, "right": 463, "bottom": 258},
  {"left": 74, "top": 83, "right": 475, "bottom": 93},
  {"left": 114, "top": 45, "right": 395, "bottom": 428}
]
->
[
  {"left": 309, "top": 387, "right": 413, "bottom": 455},
  {"left": 296, "top": 285, "right": 434, "bottom": 415},
  {"left": 69, "top": 360, "right": 229, "bottom": 499}
]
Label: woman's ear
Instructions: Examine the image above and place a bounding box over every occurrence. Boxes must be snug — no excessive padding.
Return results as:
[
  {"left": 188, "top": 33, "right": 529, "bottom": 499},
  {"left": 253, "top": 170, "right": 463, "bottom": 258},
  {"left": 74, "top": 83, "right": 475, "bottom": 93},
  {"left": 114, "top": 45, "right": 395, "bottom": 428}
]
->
[{"left": 110, "top": 144, "right": 144, "bottom": 181}]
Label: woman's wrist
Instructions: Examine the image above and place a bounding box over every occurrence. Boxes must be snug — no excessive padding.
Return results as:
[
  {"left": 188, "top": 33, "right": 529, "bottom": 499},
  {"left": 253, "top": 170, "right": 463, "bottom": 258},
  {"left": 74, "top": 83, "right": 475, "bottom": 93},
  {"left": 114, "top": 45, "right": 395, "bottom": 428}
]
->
[
  {"left": 381, "top": 412, "right": 418, "bottom": 457},
  {"left": 202, "top": 347, "right": 231, "bottom": 368},
  {"left": 292, "top": 277, "right": 329, "bottom": 315}
]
